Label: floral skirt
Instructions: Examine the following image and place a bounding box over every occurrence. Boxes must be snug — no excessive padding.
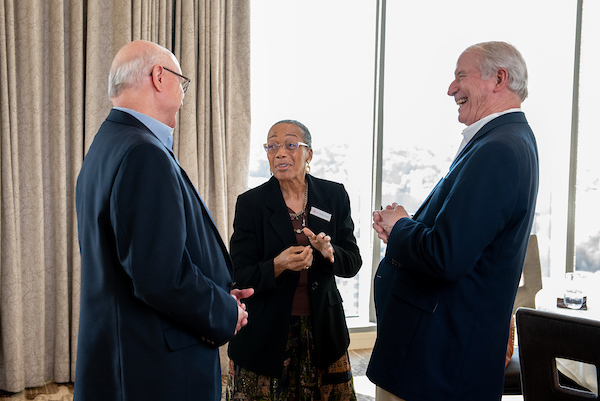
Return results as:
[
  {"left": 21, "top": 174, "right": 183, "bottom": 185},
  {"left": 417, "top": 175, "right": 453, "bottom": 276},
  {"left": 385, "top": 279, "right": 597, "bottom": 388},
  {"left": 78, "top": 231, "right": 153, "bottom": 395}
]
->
[{"left": 226, "top": 315, "right": 357, "bottom": 401}]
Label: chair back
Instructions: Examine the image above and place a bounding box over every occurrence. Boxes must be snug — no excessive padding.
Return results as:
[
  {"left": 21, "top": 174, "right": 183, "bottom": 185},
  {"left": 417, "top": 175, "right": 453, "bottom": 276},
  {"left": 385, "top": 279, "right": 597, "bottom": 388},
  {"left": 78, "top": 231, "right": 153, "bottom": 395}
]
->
[
  {"left": 504, "top": 234, "right": 543, "bottom": 395},
  {"left": 516, "top": 307, "right": 600, "bottom": 400},
  {"left": 513, "top": 234, "right": 542, "bottom": 314}
]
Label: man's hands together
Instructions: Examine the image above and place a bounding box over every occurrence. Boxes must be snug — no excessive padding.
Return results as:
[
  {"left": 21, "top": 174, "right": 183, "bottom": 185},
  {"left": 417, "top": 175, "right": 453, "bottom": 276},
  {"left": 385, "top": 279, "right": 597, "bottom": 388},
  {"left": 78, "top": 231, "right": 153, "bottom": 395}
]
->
[{"left": 372, "top": 202, "right": 411, "bottom": 243}]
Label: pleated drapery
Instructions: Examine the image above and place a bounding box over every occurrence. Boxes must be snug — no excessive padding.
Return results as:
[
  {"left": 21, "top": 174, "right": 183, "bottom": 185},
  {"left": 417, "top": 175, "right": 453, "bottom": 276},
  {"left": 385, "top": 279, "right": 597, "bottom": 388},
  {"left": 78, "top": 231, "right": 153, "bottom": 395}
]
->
[{"left": 0, "top": 0, "right": 250, "bottom": 393}]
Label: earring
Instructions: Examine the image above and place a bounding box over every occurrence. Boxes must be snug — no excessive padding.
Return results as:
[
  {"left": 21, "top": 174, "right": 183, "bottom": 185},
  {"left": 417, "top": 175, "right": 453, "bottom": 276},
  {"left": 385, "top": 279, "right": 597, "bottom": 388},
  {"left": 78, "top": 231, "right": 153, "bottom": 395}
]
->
[{"left": 305, "top": 162, "right": 311, "bottom": 174}]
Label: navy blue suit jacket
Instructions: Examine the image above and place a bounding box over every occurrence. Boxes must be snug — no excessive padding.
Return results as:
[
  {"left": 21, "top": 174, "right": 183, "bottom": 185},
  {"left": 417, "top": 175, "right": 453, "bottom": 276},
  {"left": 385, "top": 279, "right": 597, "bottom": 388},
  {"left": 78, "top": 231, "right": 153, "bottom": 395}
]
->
[
  {"left": 227, "top": 175, "right": 362, "bottom": 377},
  {"left": 75, "top": 110, "right": 238, "bottom": 401},
  {"left": 367, "top": 112, "right": 539, "bottom": 401}
]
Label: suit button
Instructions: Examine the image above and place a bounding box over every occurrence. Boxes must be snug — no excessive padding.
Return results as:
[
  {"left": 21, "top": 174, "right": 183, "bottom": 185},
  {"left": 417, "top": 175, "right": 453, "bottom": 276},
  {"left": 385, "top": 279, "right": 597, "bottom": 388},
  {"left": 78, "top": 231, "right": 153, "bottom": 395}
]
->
[{"left": 311, "top": 282, "right": 319, "bottom": 291}]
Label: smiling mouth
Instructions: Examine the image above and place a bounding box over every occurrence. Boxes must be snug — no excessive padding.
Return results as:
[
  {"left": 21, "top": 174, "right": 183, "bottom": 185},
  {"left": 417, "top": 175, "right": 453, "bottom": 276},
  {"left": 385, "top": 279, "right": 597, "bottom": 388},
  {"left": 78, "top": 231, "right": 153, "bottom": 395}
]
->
[
  {"left": 456, "top": 98, "right": 467, "bottom": 106},
  {"left": 275, "top": 163, "right": 290, "bottom": 169}
]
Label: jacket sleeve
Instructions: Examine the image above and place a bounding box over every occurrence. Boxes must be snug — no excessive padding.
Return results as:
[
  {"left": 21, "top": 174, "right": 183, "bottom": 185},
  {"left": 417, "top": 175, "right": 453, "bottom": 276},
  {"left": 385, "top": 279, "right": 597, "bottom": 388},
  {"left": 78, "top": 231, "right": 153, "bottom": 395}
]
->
[
  {"left": 385, "top": 138, "right": 528, "bottom": 282},
  {"left": 229, "top": 192, "right": 284, "bottom": 294},
  {"left": 111, "top": 142, "right": 238, "bottom": 346}
]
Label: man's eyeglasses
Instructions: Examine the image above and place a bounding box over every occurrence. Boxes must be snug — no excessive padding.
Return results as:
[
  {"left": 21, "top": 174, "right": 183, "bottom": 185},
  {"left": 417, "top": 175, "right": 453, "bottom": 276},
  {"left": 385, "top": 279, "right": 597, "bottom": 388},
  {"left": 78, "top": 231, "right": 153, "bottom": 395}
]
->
[
  {"left": 263, "top": 141, "right": 310, "bottom": 154},
  {"left": 149, "top": 66, "right": 191, "bottom": 93}
]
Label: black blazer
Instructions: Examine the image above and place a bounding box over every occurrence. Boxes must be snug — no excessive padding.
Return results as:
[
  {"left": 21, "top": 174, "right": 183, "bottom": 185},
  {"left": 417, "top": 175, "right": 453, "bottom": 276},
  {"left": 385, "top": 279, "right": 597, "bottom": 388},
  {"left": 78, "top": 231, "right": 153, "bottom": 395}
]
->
[
  {"left": 227, "top": 175, "right": 362, "bottom": 377},
  {"left": 75, "top": 110, "right": 238, "bottom": 401}
]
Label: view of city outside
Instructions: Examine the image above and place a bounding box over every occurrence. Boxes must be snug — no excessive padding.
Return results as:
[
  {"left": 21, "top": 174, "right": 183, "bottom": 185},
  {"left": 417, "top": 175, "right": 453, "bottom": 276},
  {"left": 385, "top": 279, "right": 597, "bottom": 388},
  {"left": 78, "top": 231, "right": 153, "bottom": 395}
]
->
[
  {"left": 248, "top": 2, "right": 376, "bottom": 322},
  {"left": 574, "top": 0, "right": 600, "bottom": 273},
  {"left": 249, "top": 1, "right": 600, "bottom": 323},
  {"left": 380, "top": 1, "right": 580, "bottom": 280}
]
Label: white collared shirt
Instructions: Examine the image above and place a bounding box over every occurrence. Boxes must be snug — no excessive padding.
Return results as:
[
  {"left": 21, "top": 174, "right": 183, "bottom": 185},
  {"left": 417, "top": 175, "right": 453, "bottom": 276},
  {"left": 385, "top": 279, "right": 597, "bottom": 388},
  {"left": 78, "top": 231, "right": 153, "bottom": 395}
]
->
[{"left": 455, "top": 108, "right": 522, "bottom": 158}]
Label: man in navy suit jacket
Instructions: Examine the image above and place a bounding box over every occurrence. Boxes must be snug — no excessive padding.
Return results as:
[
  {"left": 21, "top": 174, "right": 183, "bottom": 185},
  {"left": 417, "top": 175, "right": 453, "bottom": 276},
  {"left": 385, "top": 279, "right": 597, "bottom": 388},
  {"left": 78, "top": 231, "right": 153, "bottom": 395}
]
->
[
  {"left": 367, "top": 42, "right": 539, "bottom": 401},
  {"left": 75, "top": 40, "right": 252, "bottom": 401}
]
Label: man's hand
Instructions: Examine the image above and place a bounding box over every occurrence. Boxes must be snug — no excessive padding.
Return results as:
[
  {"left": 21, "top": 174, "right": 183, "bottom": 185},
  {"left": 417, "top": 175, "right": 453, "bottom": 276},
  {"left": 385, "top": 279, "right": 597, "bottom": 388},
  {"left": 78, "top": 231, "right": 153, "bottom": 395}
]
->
[
  {"left": 231, "top": 288, "right": 254, "bottom": 334},
  {"left": 372, "top": 203, "right": 410, "bottom": 243}
]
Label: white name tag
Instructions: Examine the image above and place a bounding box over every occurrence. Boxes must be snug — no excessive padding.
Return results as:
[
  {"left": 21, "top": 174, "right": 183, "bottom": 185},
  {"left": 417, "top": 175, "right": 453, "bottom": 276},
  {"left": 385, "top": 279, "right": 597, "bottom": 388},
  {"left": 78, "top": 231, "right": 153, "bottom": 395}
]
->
[{"left": 310, "top": 206, "right": 332, "bottom": 222}]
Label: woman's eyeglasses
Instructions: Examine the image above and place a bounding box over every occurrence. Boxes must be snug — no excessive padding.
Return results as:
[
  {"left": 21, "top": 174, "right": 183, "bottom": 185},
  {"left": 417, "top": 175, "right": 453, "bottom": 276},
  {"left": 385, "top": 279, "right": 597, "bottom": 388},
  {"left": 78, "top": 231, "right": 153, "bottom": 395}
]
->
[{"left": 263, "top": 142, "right": 309, "bottom": 154}]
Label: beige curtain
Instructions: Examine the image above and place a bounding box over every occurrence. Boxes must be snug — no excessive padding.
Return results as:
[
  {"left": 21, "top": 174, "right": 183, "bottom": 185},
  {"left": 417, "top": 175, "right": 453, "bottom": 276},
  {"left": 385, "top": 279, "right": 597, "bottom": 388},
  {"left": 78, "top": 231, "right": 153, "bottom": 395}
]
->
[{"left": 0, "top": 0, "right": 250, "bottom": 393}]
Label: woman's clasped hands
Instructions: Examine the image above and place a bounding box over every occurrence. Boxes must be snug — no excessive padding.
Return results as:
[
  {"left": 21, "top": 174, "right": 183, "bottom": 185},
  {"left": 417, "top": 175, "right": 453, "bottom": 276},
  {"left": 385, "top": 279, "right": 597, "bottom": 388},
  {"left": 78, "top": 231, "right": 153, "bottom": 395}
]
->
[
  {"left": 273, "top": 243, "right": 313, "bottom": 277},
  {"left": 273, "top": 227, "right": 335, "bottom": 277}
]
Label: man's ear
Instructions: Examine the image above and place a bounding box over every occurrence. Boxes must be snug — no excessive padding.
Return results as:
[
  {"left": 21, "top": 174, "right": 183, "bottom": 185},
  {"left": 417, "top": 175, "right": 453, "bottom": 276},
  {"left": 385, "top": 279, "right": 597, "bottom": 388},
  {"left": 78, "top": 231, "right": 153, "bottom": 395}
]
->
[
  {"left": 150, "top": 65, "right": 165, "bottom": 92},
  {"left": 493, "top": 68, "right": 509, "bottom": 92}
]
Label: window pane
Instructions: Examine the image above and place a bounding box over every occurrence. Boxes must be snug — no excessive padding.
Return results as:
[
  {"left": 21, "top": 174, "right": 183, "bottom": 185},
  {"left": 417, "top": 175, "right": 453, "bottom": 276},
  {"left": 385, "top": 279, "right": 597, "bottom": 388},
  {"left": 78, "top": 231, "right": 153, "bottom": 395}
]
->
[
  {"left": 382, "top": 0, "right": 577, "bottom": 278},
  {"left": 575, "top": 1, "right": 600, "bottom": 273},
  {"left": 250, "top": 1, "right": 377, "bottom": 325}
]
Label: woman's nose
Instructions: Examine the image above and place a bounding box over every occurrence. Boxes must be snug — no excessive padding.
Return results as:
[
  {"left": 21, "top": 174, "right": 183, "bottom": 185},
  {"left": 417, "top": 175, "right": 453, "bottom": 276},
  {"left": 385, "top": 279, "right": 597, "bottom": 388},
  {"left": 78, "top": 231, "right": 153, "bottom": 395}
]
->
[{"left": 275, "top": 144, "right": 287, "bottom": 156}]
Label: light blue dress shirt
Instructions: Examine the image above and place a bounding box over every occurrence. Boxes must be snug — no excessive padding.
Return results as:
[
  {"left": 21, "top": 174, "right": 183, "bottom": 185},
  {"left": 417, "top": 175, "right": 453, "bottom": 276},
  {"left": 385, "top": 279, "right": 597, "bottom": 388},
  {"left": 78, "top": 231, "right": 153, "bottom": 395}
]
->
[{"left": 113, "top": 107, "right": 174, "bottom": 151}]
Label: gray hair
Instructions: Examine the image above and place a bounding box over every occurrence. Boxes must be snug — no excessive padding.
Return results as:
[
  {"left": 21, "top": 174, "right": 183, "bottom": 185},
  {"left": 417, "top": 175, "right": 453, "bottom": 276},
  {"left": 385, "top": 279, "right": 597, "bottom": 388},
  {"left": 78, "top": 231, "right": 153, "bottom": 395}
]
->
[
  {"left": 108, "top": 44, "right": 172, "bottom": 100},
  {"left": 271, "top": 119, "right": 312, "bottom": 147},
  {"left": 466, "top": 41, "right": 528, "bottom": 101}
]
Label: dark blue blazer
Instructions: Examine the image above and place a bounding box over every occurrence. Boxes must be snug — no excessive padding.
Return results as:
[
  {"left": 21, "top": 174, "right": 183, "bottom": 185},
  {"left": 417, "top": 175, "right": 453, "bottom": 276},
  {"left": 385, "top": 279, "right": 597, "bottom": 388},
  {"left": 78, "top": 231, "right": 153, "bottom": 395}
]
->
[
  {"left": 367, "top": 112, "right": 539, "bottom": 401},
  {"left": 227, "top": 175, "right": 362, "bottom": 377},
  {"left": 74, "top": 109, "right": 238, "bottom": 401}
]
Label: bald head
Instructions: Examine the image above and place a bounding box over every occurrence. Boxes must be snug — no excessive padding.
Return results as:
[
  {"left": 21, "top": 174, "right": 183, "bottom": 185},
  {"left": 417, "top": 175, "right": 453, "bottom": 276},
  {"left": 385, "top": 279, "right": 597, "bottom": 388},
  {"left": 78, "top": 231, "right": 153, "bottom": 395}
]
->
[
  {"left": 108, "top": 40, "right": 186, "bottom": 128},
  {"left": 108, "top": 40, "right": 173, "bottom": 100}
]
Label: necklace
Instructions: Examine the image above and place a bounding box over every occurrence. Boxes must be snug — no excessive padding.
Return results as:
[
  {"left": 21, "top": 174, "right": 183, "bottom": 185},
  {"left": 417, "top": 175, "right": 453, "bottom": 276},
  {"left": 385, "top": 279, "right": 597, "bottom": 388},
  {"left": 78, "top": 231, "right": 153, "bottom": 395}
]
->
[{"left": 289, "top": 183, "right": 308, "bottom": 234}]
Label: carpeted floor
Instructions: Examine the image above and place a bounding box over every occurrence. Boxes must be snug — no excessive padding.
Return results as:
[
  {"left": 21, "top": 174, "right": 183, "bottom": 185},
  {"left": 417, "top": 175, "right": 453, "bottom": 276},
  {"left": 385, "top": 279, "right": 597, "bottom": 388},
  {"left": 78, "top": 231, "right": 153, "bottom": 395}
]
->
[
  {"left": 0, "top": 382, "right": 73, "bottom": 401},
  {"left": 349, "top": 348, "right": 375, "bottom": 400},
  {"left": 0, "top": 350, "right": 523, "bottom": 401},
  {"left": 0, "top": 349, "right": 375, "bottom": 401}
]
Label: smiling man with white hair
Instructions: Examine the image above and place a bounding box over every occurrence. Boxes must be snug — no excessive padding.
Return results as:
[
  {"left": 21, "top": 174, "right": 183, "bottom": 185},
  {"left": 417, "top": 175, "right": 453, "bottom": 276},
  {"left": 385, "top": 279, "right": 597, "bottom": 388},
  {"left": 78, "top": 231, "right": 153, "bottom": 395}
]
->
[{"left": 367, "top": 41, "right": 539, "bottom": 401}]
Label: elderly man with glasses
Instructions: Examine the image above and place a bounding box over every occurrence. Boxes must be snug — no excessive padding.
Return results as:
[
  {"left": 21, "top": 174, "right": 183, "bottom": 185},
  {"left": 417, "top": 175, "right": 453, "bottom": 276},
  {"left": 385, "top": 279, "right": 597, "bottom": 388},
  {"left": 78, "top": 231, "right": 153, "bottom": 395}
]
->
[{"left": 74, "top": 40, "right": 253, "bottom": 401}]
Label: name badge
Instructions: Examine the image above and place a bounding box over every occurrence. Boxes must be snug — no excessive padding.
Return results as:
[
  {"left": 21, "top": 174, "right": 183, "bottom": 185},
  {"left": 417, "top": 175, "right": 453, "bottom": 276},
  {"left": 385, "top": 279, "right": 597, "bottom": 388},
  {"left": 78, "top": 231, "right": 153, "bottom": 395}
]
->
[{"left": 310, "top": 206, "right": 331, "bottom": 222}]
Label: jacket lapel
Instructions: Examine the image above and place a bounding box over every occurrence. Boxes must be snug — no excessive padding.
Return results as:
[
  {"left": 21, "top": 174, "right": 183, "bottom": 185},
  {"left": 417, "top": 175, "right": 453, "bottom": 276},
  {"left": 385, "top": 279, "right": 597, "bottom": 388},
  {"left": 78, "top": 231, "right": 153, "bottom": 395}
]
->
[
  {"left": 413, "top": 112, "right": 527, "bottom": 220},
  {"left": 452, "top": 112, "right": 526, "bottom": 168},
  {"left": 110, "top": 109, "right": 233, "bottom": 274},
  {"left": 176, "top": 159, "right": 234, "bottom": 274},
  {"left": 264, "top": 175, "right": 333, "bottom": 245},
  {"left": 412, "top": 178, "right": 444, "bottom": 220},
  {"left": 305, "top": 175, "right": 331, "bottom": 234},
  {"left": 264, "top": 177, "right": 298, "bottom": 246}
]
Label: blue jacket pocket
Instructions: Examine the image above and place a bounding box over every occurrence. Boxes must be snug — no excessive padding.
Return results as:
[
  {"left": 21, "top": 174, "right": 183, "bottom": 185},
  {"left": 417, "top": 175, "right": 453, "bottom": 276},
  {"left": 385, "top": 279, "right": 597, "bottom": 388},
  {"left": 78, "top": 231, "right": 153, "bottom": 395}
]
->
[
  {"left": 393, "top": 279, "right": 439, "bottom": 314},
  {"left": 164, "top": 327, "right": 215, "bottom": 351}
]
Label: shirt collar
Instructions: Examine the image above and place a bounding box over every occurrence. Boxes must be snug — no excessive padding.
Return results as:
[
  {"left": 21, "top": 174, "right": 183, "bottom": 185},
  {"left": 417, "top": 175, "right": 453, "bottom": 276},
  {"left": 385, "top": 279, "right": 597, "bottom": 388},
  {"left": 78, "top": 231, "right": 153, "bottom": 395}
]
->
[
  {"left": 113, "top": 107, "right": 174, "bottom": 151},
  {"left": 461, "top": 108, "right": 522, "bottom": 147}
]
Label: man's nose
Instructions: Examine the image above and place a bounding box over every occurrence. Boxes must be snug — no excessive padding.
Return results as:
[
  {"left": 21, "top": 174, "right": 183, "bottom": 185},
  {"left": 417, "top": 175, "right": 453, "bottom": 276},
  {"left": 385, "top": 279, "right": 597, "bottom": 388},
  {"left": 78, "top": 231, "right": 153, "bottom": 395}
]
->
[{"left": 447, "top": 80, "right": 458, "bottom": 96}]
